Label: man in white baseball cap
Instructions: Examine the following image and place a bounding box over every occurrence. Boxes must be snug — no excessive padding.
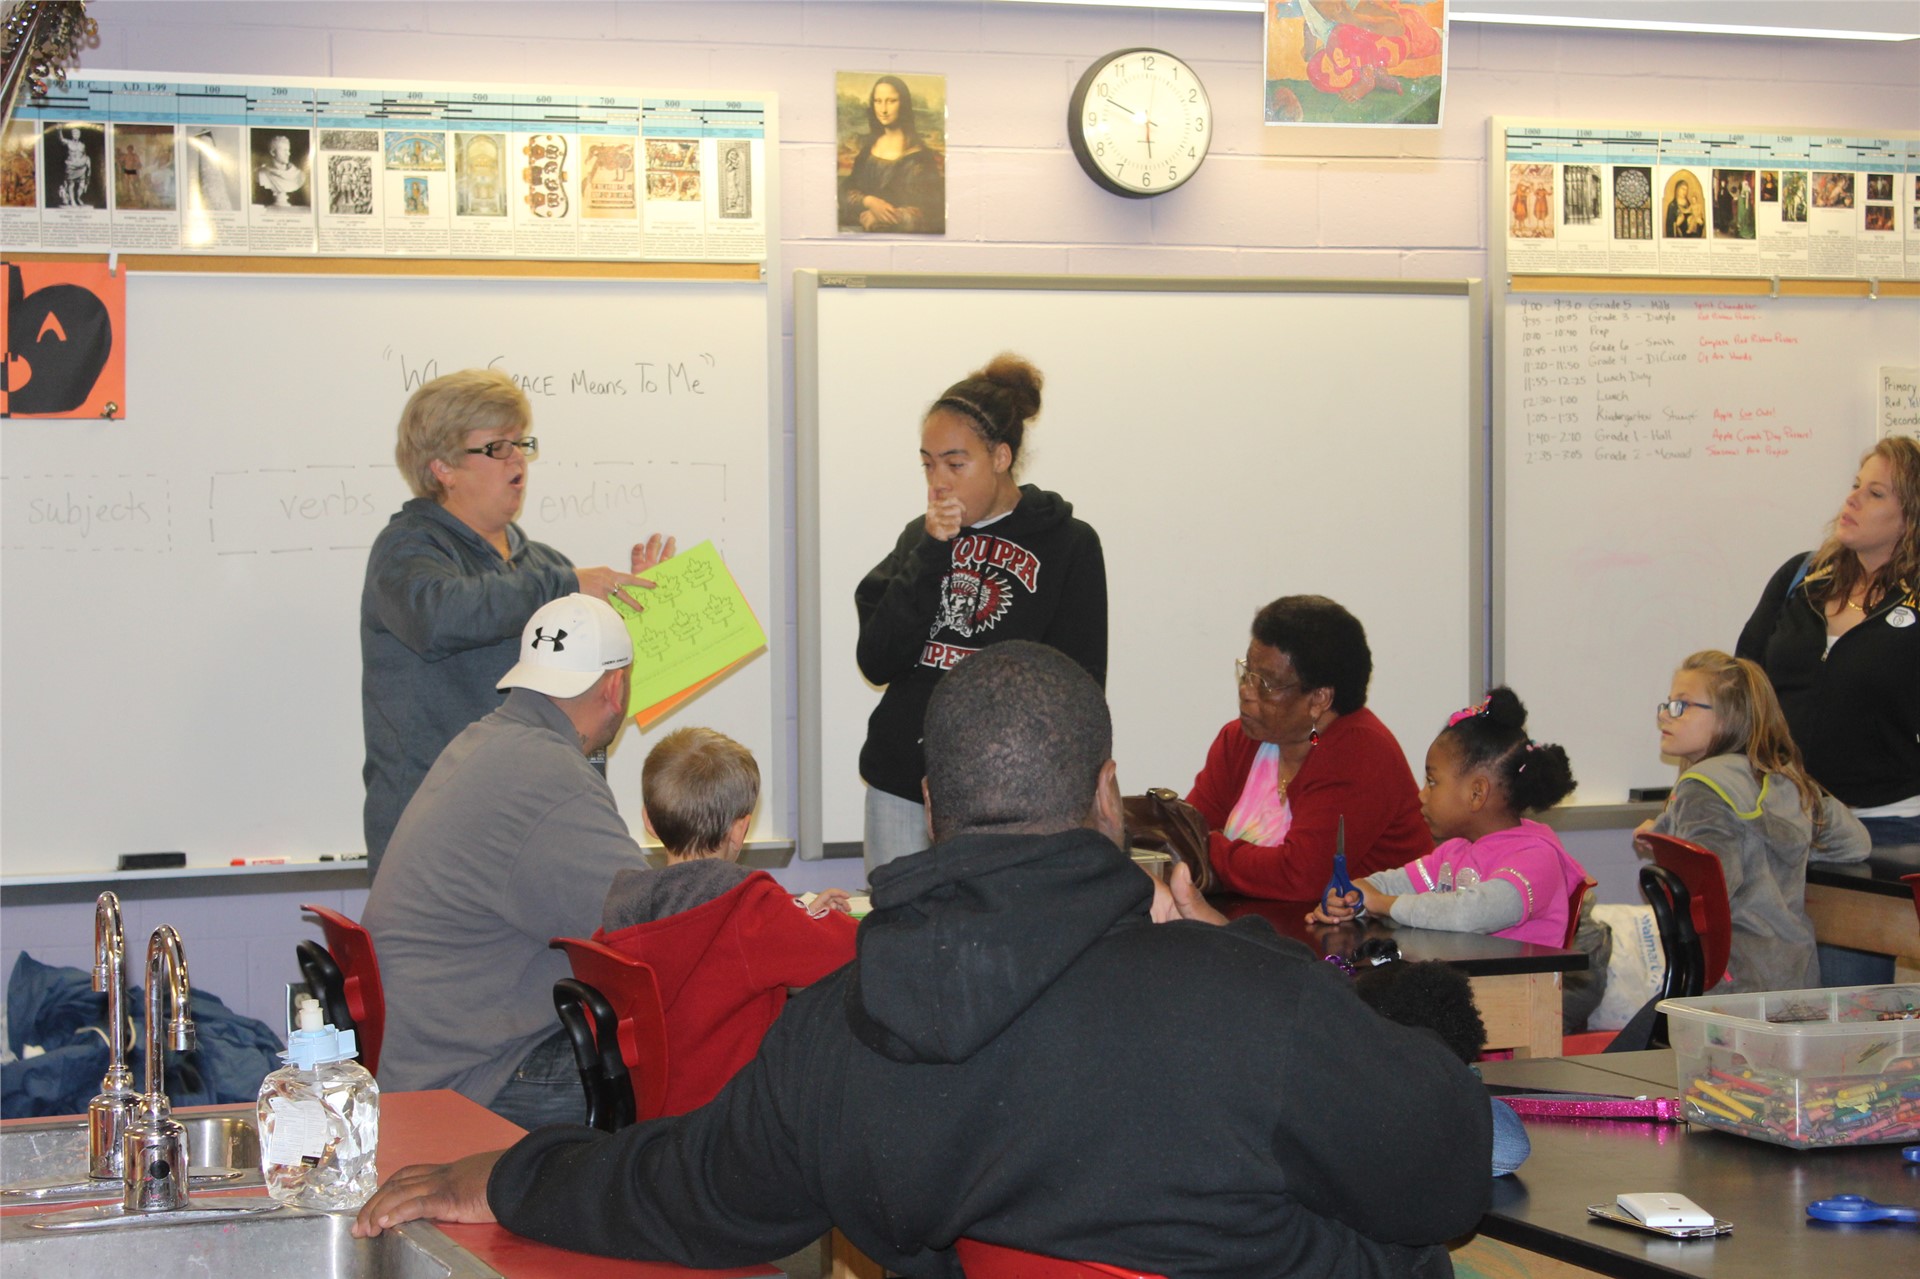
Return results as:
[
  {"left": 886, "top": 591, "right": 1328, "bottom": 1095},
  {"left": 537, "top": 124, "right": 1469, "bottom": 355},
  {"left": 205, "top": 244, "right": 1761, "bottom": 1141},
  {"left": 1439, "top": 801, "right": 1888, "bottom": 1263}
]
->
[
  {"left": 363, "top": 594, "right": 648, "bottom": 1128},
  {"left": 497, "top": 590, "right": 636, "bottom": 701}
]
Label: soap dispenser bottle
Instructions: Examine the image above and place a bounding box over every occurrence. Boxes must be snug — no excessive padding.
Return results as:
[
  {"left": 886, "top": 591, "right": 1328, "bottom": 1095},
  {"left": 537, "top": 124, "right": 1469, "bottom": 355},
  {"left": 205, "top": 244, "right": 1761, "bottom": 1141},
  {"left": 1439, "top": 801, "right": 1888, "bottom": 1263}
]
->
[{"left": 257, "top": 995, "right": 379, "bottom": 1210}]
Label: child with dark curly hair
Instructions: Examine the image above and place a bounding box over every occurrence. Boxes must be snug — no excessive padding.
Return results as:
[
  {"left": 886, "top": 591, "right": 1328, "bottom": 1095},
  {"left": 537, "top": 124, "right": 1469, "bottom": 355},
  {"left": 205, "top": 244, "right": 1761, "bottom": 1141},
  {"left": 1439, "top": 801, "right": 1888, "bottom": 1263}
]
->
[{"left": 1352, "top": 959, "right": 1531, "bottom": 1177}]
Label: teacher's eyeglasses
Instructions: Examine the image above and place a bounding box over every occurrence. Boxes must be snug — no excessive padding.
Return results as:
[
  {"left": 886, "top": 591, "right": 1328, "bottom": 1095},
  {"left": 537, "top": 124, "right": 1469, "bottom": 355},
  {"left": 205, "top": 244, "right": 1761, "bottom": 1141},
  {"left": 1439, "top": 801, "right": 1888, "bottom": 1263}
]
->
[
  {"left": 1656, "top": 699, "right": 1713, "bottom": 719},
  {"left": 465, "top": 437, "right": 538, "bottom": 461},
  {"left": 1236, "top": 659, "right": 1301, "bottom": 702}
]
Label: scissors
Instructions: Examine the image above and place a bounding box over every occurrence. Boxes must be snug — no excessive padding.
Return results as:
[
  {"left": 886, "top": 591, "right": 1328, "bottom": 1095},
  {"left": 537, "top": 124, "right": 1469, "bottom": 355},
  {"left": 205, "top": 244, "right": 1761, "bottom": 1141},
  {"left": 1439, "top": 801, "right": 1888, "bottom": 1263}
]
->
[
  {"left": 1322, "top": 816, "right": 1359, "bottom": 919},
  {"left": 1805, "top": 1194, "right": 1920, "bottom": 1224}
]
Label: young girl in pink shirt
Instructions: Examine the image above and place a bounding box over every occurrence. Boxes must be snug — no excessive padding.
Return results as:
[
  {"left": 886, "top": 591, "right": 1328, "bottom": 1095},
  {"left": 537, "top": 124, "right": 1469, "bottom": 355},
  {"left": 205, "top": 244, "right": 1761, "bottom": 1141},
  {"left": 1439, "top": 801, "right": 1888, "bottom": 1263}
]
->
[{"left": 1310, "top": 688, "right": 1585, "bottom": 946}]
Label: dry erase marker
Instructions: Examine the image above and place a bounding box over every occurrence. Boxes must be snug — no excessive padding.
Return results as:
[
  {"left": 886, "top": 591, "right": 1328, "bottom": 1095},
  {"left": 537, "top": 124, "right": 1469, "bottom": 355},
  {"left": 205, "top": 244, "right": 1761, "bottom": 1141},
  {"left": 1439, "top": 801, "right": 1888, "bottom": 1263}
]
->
[{"left": 230, "top": 857, "right": 289, "bottom": 866}]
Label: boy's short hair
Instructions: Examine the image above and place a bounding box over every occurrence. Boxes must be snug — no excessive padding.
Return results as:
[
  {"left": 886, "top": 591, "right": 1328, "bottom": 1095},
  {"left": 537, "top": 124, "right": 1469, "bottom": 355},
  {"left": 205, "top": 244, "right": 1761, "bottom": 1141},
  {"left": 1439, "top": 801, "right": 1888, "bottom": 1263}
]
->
[{"left": 642, "top": 727, "right": 760, "bottom": 855}]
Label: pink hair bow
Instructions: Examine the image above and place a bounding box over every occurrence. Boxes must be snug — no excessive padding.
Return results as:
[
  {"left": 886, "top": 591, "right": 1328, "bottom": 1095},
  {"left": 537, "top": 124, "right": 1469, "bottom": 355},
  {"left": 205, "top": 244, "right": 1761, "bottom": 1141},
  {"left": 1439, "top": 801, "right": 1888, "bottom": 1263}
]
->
[{"left": 1447, "top": 696, "right": 1492, "bottom": 728}]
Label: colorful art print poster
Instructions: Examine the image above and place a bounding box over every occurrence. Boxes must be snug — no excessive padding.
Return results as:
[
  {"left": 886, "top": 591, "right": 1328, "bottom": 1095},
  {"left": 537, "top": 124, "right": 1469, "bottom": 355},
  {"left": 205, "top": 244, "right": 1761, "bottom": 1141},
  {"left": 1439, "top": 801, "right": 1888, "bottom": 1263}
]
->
[
  {"left": 110, "top": 123, "right": 177, "bottom": 212},
  {"left": 2, "top": 261, "right": 126, "bottom": 419},
  {"left": 836, "top": 71, "right": 947, "bottom": 234},
  {"left": 319, "top": 128, "right": 379, "bottom": 152},
  {"left": 1710, "top": 168, "right": 1754, "bottom": 240},
  {"left": 1612, "top": 166, "right": 1653, "bottom": 240},
  {"left": 521, "top": 133, "right": 570, "bottom": 218},
  {"left": 402, "top": 176, "right": 429, "bottom": 216},
  {"left": 1780, "top": 171, "right": 1808, "bottom": 223},
  {"left": 2, "top": 120, "right": 42, "bottom": 208},
  {"left": 1758, "top": 170, "right": 1778, "bottom": 202},
  {"left": 1865, "top": 173, "right": 1893, "bottom": 201},
  {"left": 1507, "top": 162, "right": 1553, "bottom": 239},
  {"left": 645, "top": 140, "right": 701, "bottom": 203},
  {"left": 384, "top": 131, "right": 445, "bottom": 171},
  {"left": 183, "top": 127, "right": 241, "bottom": 214},
  {"left": 1662, "top": 170, "right": 1705, "bottom": 239},
  {"left": 717, "top": 139, "right": 752, "bottom": 219},
  {"left": 1812, "top": 171, "right": 1853, "bottom": 209},
  {"left": 581, "top": 136, "right": 636, "bottom": 219},
  {"left": 249, "top": 128, "right": 312, "bottom": 209},
  {"left": 645, "top": 140, "right": 699, "bottom": 171},
  {"left": 454, "top": 133, "right": 506, "bottom": 216},
  {"left": 41, "top": 122, "right": 106, "bottom": 210},
  {"left": 1264, "top": 1, "right": 1446, "bottom": 126},
  {"left": 1863, "top": 204, "right": 1894, "bottom": 232},
  {"left": 328, "top": 154, "right": 373, "bottom": 214}
]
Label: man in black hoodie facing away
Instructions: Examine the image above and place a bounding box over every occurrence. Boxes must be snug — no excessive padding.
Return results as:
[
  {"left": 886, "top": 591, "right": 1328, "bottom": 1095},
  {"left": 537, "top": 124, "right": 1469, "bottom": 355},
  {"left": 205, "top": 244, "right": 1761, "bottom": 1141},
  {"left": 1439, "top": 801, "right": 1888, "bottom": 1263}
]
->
[{"left": 356, "top": 641, "right": 1491, "bottom": 1278}]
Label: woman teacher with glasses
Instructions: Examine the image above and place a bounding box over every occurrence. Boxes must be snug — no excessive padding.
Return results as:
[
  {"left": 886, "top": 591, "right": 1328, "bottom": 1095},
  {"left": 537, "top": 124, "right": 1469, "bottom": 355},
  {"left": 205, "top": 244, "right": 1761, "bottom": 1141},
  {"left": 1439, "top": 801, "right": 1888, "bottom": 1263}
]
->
[
  {"left": 1186, "top": 595, "right": 1430, "bottom": 900},
  {"left": 360, "top": 367, "right": 675, "bottom": 871}
]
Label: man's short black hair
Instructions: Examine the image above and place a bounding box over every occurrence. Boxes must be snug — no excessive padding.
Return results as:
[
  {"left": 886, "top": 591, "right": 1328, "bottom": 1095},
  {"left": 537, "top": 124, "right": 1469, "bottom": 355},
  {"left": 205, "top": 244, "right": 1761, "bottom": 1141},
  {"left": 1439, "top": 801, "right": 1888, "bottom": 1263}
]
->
[{"left": 923, "top": 641, "right": 1112, "bottom": 840}]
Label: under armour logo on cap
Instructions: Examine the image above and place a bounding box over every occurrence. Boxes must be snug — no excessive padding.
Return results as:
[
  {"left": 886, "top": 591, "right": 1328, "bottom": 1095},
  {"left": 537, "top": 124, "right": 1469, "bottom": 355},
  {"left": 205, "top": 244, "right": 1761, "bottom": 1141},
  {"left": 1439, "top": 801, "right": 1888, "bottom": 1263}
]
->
[{"left": 497, "top": 593, "right": 633, "bottom": 699}]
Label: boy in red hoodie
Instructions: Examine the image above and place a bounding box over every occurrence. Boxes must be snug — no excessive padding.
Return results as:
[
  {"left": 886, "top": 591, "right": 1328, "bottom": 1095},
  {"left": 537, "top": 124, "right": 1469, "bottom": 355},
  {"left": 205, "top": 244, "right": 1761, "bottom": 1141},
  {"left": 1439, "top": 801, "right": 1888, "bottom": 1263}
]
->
[{"left": 597, "top": 728, "right": 859, "bottom": 1115}]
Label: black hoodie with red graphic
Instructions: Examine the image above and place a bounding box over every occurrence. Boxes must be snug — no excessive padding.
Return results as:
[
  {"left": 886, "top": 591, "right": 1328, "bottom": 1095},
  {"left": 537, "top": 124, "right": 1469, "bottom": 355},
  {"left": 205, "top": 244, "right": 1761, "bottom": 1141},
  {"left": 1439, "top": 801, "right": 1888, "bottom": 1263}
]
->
[{"left": 855, "top": 485, "right": 1107, "bottom": 802}]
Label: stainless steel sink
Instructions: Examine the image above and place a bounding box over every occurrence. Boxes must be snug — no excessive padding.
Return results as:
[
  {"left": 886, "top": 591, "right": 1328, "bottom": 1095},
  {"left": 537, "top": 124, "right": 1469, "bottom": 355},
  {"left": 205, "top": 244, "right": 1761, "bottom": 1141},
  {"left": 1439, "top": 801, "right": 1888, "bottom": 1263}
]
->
[
  {"left": 0, "top": 1108, "right": 262, "bottom": 1202},
  {"left": 0, "top": 1204, "right": 505, "bottom": 1277}
]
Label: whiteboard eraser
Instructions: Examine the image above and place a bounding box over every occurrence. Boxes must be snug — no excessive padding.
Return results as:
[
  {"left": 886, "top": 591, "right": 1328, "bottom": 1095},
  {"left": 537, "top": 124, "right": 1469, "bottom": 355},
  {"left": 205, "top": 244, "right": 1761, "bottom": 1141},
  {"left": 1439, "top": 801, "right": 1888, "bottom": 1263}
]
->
[
  {"left": 1617, "top": 1192, "right": 1712, "bottom": 1228},
  {"left": 118, "top": 852, "right": 187, "bottom": 871}
]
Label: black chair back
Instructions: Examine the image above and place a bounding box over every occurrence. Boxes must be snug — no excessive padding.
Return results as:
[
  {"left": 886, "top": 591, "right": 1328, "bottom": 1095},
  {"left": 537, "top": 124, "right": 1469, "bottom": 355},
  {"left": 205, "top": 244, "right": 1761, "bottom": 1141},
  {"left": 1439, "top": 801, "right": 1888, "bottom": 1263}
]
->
[
  {"left": 294, "top": 939, "right": 359, "bottom": 1040},
  {"left": 552, "top": 977, "right": 636, "bottom": 1132},
  {"left": 1638, "top": 864, "right": 1704, "bottom": 1000}
]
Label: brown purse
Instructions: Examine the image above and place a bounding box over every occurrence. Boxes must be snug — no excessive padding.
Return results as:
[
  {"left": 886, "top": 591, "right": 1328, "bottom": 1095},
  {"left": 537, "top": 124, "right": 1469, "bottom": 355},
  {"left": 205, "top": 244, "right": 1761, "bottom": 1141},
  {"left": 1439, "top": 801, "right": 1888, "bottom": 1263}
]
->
[{"left": 1122, "top": 787, "right": 1213, "bottom": 893}]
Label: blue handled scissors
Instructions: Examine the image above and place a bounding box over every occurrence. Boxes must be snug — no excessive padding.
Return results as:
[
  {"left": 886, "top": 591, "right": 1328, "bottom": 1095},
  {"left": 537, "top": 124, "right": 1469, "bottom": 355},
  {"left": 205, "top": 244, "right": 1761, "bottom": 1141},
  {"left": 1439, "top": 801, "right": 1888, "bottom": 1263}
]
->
[
  {"left": 1806, "top": 1194, "right": 1920, "bottom": 1224},
  {"left": 1323, "top": 816, "right": 1358, "bottom": 918}
]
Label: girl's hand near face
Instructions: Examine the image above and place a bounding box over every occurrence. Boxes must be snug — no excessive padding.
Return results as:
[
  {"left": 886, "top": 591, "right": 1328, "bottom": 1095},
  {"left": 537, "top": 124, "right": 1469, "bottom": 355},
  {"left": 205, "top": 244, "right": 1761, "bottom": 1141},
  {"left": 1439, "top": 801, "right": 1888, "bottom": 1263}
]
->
[{"left": 925, "top": 493, "right": 966, "bottom": 541}]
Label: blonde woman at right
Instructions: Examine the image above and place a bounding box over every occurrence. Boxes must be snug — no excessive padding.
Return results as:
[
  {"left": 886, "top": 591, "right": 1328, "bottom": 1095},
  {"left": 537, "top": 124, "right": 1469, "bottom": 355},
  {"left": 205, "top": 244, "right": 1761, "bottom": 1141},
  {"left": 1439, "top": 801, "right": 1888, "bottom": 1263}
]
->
[
  {"left": 1737, "top": 437, "right": 1920, "bottom": 983},
  {"left": 1637, "top": 651, "right": 1868, "bottom": 993}
]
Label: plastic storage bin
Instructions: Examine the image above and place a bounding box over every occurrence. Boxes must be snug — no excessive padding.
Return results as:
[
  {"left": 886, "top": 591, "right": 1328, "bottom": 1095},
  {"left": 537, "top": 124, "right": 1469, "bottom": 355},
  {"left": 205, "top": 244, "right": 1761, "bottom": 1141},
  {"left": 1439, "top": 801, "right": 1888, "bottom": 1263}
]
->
[{"left": 1660, "top": 983, "right": 1920, "bottom": 1149}]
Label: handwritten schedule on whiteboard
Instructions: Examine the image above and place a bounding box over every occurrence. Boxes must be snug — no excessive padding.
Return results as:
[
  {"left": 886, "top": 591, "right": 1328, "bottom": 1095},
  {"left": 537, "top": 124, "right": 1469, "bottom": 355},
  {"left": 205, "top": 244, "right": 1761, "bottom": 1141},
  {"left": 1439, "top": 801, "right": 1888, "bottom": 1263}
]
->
[
  {"left": 1511, "top": 296, "right": 1848, "bottom": 477},
  {"left": 1498, "top": 292, "right": 1915, "bottom": 804}
]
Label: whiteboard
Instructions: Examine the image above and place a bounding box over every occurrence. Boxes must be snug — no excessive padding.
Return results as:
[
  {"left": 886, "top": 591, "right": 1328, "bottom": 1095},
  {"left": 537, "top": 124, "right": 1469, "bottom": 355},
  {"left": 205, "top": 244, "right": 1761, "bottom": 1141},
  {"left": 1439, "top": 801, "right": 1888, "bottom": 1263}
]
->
[
  {"left": 1495, "top": 290, "right": 1920, "bottom": 804},
  {"left": 797, "top": 273, "right": 1483, "bottom": 854},
  {"left": 1, "top": 272, "right": 778, "bottom": 875}
]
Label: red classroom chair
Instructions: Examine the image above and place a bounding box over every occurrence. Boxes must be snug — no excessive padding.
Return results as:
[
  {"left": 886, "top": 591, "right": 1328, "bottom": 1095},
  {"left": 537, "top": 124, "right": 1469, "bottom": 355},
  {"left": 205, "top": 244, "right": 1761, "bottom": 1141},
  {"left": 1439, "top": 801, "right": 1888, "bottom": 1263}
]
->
[
  {"left": 1902, "top": 873, "right": 1920, "bottom": 928},
  {"left": 1563, "top": 877, "right": 1596, "bottom": 949},
  {"left": 548, "top": 936, "right": 671, "bottom": 1130},
  {"left": 1638, "top": 834, "right": 1733, "bottom": 993},
  {"left": 955, "top": 1239, "right": 1165, "bottom": 1279},
  {"left": 296, "top": 903, "right": 387, "bottom": 1074}
]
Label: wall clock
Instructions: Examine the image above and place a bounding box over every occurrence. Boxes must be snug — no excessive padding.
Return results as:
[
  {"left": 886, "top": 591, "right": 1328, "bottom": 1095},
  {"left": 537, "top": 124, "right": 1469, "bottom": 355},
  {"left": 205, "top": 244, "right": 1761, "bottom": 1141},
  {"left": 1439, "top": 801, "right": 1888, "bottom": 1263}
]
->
[{"left": 1068, "top": 48, "right": 1212, "bottom": 198}]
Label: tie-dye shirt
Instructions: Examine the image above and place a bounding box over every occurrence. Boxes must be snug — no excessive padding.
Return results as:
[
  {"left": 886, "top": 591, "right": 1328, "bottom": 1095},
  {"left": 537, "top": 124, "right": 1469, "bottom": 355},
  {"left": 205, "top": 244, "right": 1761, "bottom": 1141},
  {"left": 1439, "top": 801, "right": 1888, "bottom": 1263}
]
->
[{"left": 1224, "top": 742, "right": 1292, "bottom": 845}]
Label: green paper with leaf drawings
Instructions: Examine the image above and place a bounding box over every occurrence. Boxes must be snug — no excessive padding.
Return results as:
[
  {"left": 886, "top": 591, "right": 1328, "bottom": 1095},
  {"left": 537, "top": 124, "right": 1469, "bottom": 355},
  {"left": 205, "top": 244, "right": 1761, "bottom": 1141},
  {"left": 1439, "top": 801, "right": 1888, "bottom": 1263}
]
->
[{"left": 610, "top": 540, "right": 766, "bottom": 719}]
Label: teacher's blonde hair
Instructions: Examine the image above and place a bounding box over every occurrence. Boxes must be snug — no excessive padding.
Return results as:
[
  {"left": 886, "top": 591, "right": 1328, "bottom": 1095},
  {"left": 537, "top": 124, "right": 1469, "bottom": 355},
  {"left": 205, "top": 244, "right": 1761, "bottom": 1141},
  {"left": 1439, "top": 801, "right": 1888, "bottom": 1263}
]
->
[{"left": 394, "top": 368, "right": 532, "bottom": 500}]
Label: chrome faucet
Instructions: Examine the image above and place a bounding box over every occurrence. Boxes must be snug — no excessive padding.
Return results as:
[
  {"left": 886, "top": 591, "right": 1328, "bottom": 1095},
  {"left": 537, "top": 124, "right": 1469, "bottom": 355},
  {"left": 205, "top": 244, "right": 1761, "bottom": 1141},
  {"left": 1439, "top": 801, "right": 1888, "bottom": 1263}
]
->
[
  {"left": 122, "top": 925, "right": 195, "bottom": 1214},
  {"left": 86, "top": 892, "right": 138, "bottom": 1181}
]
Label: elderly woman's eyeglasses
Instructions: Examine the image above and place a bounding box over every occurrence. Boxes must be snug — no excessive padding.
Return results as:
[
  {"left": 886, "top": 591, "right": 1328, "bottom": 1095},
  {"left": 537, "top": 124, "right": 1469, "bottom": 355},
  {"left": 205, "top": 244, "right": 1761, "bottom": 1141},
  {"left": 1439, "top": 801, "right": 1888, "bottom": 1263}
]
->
[
  {"left": 1656, "top": 699, "right": 1713, "bottom": 719},
  {"left": 1235, "top": 658, "right": 1302, "bottom": 702},
  {"left": 465, "top": 437, "right": 538, "bottom": 462}
]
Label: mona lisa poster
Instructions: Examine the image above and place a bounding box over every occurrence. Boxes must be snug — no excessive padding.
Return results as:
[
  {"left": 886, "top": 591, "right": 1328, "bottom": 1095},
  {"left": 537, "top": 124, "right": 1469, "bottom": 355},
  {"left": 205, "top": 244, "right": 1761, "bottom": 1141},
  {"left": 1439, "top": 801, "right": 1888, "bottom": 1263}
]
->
[
  {"left": 836, "top": 71, "right": 947, "bottom": 234},
  {"left": 2, "top": 261, "right": 126, "bottom": 419},
  {"left": 1265, "top": 2, "right": 1448, "bottom": 127}
]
